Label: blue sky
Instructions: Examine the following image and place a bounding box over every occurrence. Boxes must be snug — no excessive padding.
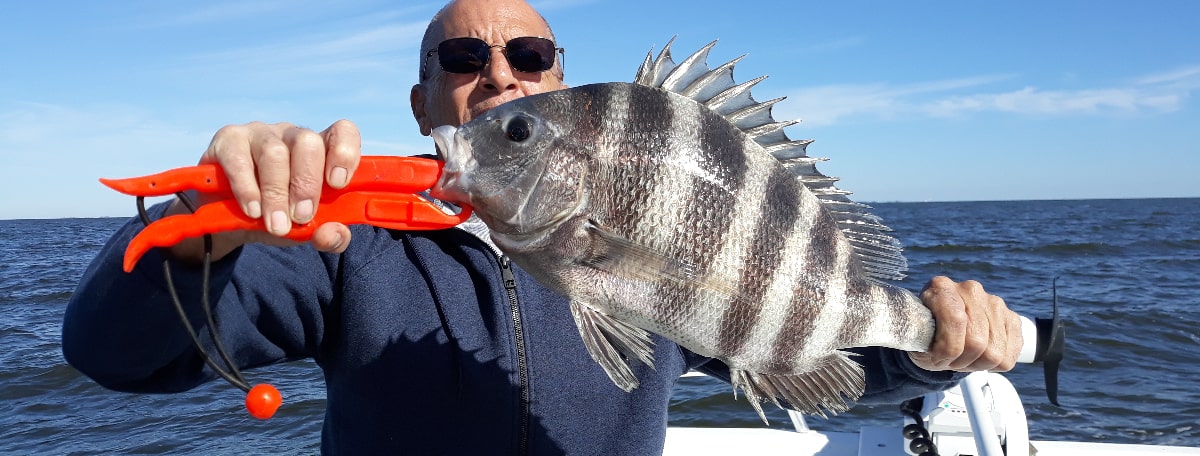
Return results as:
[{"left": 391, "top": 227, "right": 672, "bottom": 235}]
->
[{"left": 2, "top": 1, "right": 1197, "bottom": 219}]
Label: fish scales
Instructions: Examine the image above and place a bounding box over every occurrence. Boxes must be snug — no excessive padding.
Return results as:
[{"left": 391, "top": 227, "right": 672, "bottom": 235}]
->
[
  {"left": 712, "top": 152, "right": 795, "bottom": 358},
  {"left": 430, "top": 39, "right": 937, "bottom": 421},
  {"left": 740, "top": 184, "right": 821, "bottom": 369},
  {"left": 580, "top": 85, "right": 695, "bottom": 341},
  {"left": 597, "top": 86, "right": 851, "bottom": 369},
  {"left": 580, "top": 84, "right": 715, "bottom": 347},
  {"left": 599, "top": 85, "right": 751, "bottom": 352},
  {"left": 775, "top": 215, "right": 852, "bottom": 370},
  {"left": 594, "top": 83, "right": 665, "bottom": 253}
]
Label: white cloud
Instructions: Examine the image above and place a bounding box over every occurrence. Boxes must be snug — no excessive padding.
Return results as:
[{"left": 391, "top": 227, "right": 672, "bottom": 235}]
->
[
  {"left": 0, "top": 102, "right": 203, "bottom": 164},
  {"left": 144, "top": 1, "right": 298, "bottom": 28},
  {"left": 0, "top": 102, "right": 211, "bottom": 219},
  {"left": 176, "top": 22, "right": 427, "bottom": 80},
  {"left": 799, "top": 36, "right": 867, "bottom": 53},
  {"left": 0, "top": 101, "right": 432, "bottom": 219},
  {"left": 924, "top": 86, "right": 1182, "bottom": 116},
  {"left": 363, "top": 138, "right": 430, "bottom": 157},
  {"left": 123, "top": 5, "right": 439, "bottom": 92},
  {"left": 530, "top": 0, "right": 603, "bottom": 11},
  {"left": 1135, "top": 65, "right": 1200, "bottom": 87},
  {"left": 778, "top": 67, "right": 1198, "bottom": 126},
  {"left": 779, "top": 75, "right": 1013, "bottom": 125}
]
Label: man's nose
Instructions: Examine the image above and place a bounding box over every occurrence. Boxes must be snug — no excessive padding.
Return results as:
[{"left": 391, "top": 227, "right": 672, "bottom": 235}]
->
[{"left": 478, "top": 48, "right": 519, "bottom": 92}]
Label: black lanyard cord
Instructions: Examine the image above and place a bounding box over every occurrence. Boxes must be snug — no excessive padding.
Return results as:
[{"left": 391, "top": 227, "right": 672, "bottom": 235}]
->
[{"left": 135, "top": 194, "right": 251, "bottom": 393}]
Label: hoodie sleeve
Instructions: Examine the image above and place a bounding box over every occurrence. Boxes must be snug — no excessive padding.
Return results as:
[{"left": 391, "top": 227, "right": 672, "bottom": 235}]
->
[
  {"left": 850, "top": 346, "right": 966, "bottom": 405},
  {"left": 61, "top": 202, "right": 336, "bottom": 393}
]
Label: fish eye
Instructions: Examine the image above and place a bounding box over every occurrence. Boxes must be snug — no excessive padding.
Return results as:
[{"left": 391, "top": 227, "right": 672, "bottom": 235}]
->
[{"left": 505, "top": 116, "right": 532, "bottom": 142}]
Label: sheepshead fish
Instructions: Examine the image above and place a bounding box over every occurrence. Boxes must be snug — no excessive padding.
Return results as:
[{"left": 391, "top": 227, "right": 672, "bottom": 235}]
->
[{"left": 430, "top": 39, "right": 936, "bottom": 420}]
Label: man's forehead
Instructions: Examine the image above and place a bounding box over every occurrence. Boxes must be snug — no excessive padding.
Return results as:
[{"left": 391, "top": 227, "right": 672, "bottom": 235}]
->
[{"left": 437, "top": 2, "right": 551, "bottom": 42}]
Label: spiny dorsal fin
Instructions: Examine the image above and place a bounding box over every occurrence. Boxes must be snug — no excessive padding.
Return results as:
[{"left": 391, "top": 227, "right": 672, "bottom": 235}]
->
[{"left": 632, "top": 37, "right": 910, "bottom": 281}]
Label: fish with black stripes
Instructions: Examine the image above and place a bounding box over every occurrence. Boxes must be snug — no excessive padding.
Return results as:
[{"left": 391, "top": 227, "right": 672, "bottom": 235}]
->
[{"left": 429, "top": 38, "right": 937, "bottom": 421}]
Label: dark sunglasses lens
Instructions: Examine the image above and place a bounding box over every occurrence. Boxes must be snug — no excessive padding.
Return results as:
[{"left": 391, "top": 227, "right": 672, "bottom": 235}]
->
[
  {"left": 505, "top": 37, "right": 556, "bottom": 72},
  {"left": 438, "top": 37, "right": 490, "bottom": 74}
]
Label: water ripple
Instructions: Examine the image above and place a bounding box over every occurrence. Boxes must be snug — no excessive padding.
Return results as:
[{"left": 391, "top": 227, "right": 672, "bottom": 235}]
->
[{"left": 4, "top": 201, "right": 1200, "bottom": 452}]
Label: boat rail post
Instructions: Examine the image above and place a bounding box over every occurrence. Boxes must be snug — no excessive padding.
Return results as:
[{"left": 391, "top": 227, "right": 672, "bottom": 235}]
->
[
  {"left": 961, "top": 372, "right": 1021, "bottom": 456},
  {"left": 787, "top": 409, "right": 810, "bottom": 432}
]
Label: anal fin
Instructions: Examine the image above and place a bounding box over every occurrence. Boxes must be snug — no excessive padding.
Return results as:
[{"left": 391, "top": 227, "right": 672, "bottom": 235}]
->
[
  {"left": 730, "top": 352, "right": 866, "bottom": 423},
  {"left": 570, "top": 301, "right": 657, "bottom": 391}
]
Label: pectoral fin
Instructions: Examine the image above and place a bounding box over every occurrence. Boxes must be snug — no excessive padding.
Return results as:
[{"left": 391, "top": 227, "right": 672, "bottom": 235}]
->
[
  {"left": 570, "top": 300, "right": 656, "bottom": 391},
  {"left": 730, "top": 352, "right": 866, "bottom": 423},
  {"left": 577, "top": 219, "right": 743, "bottom": 300}
]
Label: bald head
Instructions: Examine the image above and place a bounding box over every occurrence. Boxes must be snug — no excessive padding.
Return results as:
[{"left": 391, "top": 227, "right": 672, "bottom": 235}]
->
[
  {"left": 410, "top": 0, "right": 567, "bottom": 136},
  {"left": 419, "top": 0, "right": 558, "bottom": 80}
]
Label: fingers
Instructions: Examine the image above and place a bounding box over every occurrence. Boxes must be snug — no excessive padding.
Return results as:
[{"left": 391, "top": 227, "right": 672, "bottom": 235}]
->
[
  {"left": 913, "top": 276, "right": 1021, "bottom": 373},
  {"left": 199, "top": 120, "right": 362, "bottom": 241},
  {"left": 311, "top": 222, "right": 352, "bottom": 254},
  {"left": 280, "top": 126, "right": 326, "bottom": 226},
  {"left": 998, "top": 303, "right": 1023, "bottom": 372},
  {"left": 322, "top": 119, "right": 361, "bottom": 190},
  {"left": 913, "top": 276, "right": 968, "bottom": 370},
  {"left": 253, "top": 124, "right": 300, "bottom": 236},
  {"left": 203, "top": 124, "right": 261, "bottom": 217},
  {"left": 950, "top": 279, "right": 990, "bottom": 370}
]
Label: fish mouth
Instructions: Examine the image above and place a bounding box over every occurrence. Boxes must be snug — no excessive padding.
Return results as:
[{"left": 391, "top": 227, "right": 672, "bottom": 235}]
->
[
  {"left": 429, "top": 125, "right": 471, "bottom": 204},
  {"left": 430, "top": 125, "right": 456, "bottom": 162}
]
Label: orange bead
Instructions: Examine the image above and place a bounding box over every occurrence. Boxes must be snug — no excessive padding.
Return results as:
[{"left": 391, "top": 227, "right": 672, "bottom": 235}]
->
[{"left": 245, "top": 384, "right": 282, "bottom": 420}]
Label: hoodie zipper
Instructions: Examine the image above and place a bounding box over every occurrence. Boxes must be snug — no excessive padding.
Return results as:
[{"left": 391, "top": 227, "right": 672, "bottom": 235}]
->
[{"left": 498, "top": 255, "right": 531, "bottom": 455}]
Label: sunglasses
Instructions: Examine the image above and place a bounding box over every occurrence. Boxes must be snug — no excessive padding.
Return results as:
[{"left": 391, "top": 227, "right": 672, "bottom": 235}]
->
[{"left": 422, "top": 36, "right": 564, "bottom": 80}]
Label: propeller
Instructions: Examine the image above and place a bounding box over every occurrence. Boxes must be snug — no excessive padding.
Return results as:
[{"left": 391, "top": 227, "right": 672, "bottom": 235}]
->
[{"left": 1033, "top": 278, "right": 1066, "bottom": 406}]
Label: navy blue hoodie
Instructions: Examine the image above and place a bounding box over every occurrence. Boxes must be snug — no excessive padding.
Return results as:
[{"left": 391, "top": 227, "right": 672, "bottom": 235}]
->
[{"left": 63, "top": 203, "right": 964, "bottom": 455}]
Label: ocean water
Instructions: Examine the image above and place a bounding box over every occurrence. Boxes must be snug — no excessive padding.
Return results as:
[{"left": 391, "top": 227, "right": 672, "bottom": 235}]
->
[{"left": 1, "top": 198, "right": 1198, "bottom": 454}]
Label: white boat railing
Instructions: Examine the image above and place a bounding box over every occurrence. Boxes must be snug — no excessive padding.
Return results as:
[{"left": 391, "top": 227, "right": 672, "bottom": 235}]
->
[
  {"left": 911, "top": 371, "right": 1028, "bottom": 456},
  {"left": 680, "top": 368, "right": 1030, "bottom": 455},
  {"left": 669, "top": 369, "right": 1200, "bottom": 455},
  {"left": 961, "top": 372, "right": 1017, "bottom": 456},
  {"left": 671, "top": 297, "right": 1070, "bottom": 455}
]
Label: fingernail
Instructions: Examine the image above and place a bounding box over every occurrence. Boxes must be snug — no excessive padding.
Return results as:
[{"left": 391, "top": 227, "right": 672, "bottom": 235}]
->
[
  {"left": 329, "top": 233, "right": 344, "bottom": 251},
  {"left": 293, "top": 199, "right": 314, "bottom": 223},
  {"left": 330, "top": 166, "right": 349, "bottom": 188},
  {"left": 268, "top": 210, "right": 290, "bottom": 236},
  {"left": 246, "top": 201, "right": 262, "bottom": 219}
]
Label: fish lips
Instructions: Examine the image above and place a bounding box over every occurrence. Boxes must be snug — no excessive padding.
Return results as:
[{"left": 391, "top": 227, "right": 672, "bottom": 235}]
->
[{"left": 429, "top": 125, "right": 473, "bottom": 205}]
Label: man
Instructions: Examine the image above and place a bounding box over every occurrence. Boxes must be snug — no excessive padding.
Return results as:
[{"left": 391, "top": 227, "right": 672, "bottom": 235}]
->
[{"left": 62, "top": 0, "right": 1022, "bottom": 454}]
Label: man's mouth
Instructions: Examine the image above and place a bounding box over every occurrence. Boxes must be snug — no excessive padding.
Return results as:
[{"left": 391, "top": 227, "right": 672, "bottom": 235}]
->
[{"left": 469, "top": 96, "right": 516, "bottom": 120}]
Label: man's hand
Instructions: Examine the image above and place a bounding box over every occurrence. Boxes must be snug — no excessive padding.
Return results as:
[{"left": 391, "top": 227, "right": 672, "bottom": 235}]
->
[
  {"left": 909, "top": 276, "right": 1024, "bottom": 372},
  {"left": 163, "top": 120, "right": 362, "bottom": 263}
]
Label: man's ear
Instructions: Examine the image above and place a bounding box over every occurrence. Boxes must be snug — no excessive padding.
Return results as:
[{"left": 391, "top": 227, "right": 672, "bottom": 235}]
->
[{"left": 411, "top": 84, "right": 432, "bottom": 136}]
